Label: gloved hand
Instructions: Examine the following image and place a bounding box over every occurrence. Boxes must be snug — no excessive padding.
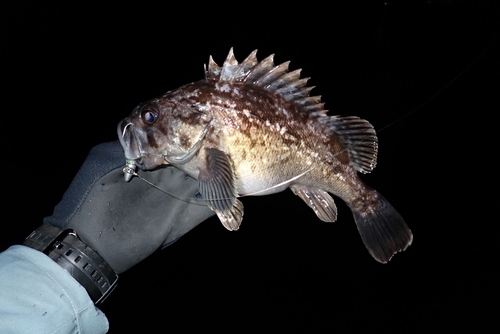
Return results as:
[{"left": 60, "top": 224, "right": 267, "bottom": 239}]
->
[{"left": 25, "top": 140, "right": 214, "bottom": 302}]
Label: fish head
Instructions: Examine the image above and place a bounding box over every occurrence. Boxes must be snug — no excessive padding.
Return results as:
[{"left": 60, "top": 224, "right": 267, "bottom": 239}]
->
[
  {"left": 118, "top": 89, "right": 213, "bottom": 172},
  {"left": 117, "top": 99, "right": 171, "bottom": 170}
]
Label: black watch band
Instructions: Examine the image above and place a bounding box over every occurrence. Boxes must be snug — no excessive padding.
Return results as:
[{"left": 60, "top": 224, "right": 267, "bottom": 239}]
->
[{"left": 23, "top": 224, "right": 118, "bottom": 305}]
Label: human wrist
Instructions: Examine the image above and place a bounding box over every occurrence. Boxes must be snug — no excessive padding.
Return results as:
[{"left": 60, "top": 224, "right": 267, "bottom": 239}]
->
[{"left": 23, "top": 224, "right": 118, "bottom": 305}]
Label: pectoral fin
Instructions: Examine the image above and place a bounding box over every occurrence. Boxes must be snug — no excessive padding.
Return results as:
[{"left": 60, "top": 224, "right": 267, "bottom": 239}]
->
[
  {"left": 290, "top": 185, "right": 337, "bottom": 222},
  {"left": 199, "top": 148, "right": 243, "bottom": 230}
]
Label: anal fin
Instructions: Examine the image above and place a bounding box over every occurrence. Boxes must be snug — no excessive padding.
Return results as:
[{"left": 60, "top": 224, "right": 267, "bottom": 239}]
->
[{"left": 290, "top": 185, "right": 338, "bottom": 222}]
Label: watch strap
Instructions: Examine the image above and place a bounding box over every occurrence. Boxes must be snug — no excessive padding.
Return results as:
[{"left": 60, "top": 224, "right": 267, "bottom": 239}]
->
[{"left": 23, "top": 224, "right": 118, "bottom": 305}]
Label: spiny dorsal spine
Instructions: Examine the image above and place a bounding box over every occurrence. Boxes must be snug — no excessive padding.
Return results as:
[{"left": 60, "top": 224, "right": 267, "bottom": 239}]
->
[
  {"left": 204, "top": 47, "right": 328, "bottom": 118},
  {"left": 203, "top": 48, "right": 378, "bottom": 174}
]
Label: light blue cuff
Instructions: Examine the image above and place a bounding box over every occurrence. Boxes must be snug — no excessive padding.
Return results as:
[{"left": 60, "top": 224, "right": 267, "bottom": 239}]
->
[{"left": 0, "top": 245, "right": 109, "bottom": 334}]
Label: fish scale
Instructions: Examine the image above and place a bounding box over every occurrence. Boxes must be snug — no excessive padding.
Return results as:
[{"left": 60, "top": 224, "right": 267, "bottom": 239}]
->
[{"left": 118, "top": 48, "right": 413, "bottom": 263}]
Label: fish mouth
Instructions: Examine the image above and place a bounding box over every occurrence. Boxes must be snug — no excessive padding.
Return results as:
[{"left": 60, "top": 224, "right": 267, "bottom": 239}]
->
[
  {"left": 117, "top": 119, "right": 165, "bottom": 170},
  {"left": 118, "top": 120, "right": 141, "bottom": 160}
]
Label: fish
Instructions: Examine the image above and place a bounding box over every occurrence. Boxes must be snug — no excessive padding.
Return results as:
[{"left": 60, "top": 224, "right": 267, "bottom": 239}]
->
[{"left": 117, "top": 48, "right": 413, "bottom": 263}]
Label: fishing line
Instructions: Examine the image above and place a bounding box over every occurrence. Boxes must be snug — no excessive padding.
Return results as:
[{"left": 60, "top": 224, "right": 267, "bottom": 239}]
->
[
  {"left": 375, "top": 35, "right": 498, "bottom": 134},
  {"left": 124, "top": 167, "right": 207, "bottom": 205},
  {"left": 128, "top": 37, "right": 497, "bottom": 206}
]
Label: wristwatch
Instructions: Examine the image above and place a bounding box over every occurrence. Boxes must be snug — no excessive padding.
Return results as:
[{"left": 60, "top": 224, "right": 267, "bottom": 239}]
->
[{"left": 23, "top": 224, "right": 118, "bottom": 305}]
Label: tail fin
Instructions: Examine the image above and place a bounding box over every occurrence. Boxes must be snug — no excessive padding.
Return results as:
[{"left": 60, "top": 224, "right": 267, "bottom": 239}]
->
[{"left": 351, "top": 190, "right": 413, "bottom": 263}]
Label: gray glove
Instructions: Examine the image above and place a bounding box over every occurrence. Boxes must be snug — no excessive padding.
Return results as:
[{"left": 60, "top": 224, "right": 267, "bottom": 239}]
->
[{"left": 24, "top": 140, "right": 214, "bottom": 303}]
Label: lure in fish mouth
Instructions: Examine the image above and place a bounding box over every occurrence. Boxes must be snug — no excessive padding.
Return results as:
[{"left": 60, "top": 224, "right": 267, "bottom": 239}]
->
[
  {"left": 116, "top": 48, "right": 413, "bottom": 264},
  {"left": 118, "top": 110, "right": 168, "bottom": 172},
  {"left": 118, "top": 110, "right": 212, "bottom": 181},
  {"left": 118, "top": 121, "right": 165, "bottom": 177}
]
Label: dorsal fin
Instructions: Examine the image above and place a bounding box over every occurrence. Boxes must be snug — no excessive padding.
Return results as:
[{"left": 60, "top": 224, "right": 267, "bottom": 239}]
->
[
  {"left": 203, "top": 48, "right": 378, "bottom": 173},
  {"left": 327, "top": 116, "right": 378, "bottom": 173},
  {"left": 204, "top": 47, "right": 328, "bottom": 118}
]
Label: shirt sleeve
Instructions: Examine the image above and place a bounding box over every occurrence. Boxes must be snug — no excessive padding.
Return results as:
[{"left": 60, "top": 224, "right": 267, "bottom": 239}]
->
[{"left": 0, "top": 245, "right": 109, "bottom": 334}]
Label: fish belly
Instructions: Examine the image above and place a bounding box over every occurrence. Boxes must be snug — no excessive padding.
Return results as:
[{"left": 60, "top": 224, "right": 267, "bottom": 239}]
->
[{"left": 233, "top": 155, "right": 323, "bottom": 197}]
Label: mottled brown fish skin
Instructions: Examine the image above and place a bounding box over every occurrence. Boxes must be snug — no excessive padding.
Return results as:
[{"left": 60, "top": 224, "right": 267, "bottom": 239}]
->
[
  {"left": 150, "top": 80, "right": 358, "bottom": 200},
  {"left": 118, "top": 48, "right": 412, "bottom": 263}
]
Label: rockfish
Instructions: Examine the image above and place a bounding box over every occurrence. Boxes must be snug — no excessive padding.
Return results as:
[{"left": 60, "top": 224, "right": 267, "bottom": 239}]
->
[{"left": 118, "top": 48, "right": 413, "bottom": 263}]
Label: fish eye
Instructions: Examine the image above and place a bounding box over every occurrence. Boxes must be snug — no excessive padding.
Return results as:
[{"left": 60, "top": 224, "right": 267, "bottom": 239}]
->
[{"left": 141, "top": 108, "right": 159, "bottom": 125}]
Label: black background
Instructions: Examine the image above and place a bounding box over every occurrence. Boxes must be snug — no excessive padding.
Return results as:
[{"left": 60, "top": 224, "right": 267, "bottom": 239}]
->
[{"left": 1, "top": 1, "right": 499, "bottom": 332}]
